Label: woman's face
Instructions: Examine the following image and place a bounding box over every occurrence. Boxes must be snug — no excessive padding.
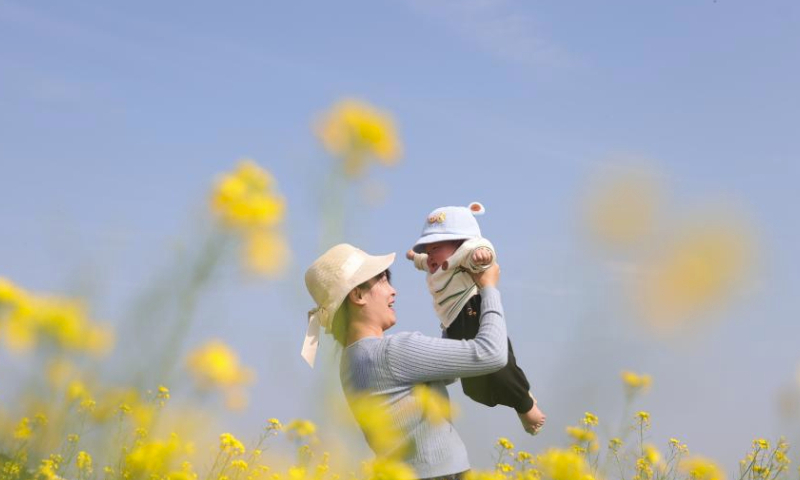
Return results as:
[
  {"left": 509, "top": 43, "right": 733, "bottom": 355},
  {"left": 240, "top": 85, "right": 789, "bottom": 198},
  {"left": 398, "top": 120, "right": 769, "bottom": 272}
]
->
[{"left": 359, "top": 271, "right": 397, "bottom": 330}]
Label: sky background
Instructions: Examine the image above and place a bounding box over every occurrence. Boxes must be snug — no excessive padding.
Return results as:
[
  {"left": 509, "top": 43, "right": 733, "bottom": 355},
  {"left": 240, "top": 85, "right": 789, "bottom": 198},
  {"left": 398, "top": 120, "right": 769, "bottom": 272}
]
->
[{"left": 2, "top": 0, "right": 800, "bottom": 472}]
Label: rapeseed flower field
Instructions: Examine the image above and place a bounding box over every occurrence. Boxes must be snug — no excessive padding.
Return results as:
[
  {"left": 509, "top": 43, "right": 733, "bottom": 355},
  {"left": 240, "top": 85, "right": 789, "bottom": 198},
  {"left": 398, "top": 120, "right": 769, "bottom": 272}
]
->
[{"left": 0, "top": 99, "right": 794, "bottom": 480}]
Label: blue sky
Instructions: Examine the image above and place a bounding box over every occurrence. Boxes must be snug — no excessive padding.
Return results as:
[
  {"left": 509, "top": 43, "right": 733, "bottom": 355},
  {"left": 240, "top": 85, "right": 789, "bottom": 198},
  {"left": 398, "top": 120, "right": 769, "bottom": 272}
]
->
[{"left": 2, "top": 0, "right": 799, "bottom": 470}]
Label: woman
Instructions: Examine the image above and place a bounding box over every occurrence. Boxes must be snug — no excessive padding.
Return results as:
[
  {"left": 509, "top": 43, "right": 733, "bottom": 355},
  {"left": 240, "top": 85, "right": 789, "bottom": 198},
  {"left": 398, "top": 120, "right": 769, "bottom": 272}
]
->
[{"left": 302, "top": 243, "right": 509, "bottom": 480}]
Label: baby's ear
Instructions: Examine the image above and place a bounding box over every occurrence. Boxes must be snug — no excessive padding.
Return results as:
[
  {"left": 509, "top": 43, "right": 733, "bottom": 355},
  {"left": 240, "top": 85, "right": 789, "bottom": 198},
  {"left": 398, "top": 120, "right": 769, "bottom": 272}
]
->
[{"left": 468, "top": 202, "right": 485, "bottom": 215}]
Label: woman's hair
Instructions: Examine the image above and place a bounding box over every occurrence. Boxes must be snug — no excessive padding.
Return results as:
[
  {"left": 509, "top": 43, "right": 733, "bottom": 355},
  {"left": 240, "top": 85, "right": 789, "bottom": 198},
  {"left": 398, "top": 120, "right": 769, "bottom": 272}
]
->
[{"left": 331, "top": 269, "right": 391, "bottom": 346}]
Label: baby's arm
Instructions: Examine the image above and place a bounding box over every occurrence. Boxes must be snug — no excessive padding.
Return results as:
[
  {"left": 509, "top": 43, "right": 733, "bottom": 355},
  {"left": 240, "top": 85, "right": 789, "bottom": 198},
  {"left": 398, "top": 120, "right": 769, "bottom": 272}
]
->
[
  {"left": 450, "top": 238, "right": 495, "bottom": 273},
  {"left": 405, "top": 249, "right": 429, "bottom": 272}
]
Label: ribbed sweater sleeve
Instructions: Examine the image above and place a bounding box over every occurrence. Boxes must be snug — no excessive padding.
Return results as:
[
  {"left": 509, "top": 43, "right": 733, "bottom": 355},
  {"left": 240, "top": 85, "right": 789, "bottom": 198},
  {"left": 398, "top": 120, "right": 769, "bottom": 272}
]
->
[{"left": 385, "top": 287, "right": 507, "bottom": 384}]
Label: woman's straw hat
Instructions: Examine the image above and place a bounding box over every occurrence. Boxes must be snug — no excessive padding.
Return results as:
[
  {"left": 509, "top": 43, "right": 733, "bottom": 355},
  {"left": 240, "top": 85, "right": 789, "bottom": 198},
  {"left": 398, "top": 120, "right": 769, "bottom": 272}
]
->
[{"left": 302, "top": 244, "right": 395, "bottom": 367}]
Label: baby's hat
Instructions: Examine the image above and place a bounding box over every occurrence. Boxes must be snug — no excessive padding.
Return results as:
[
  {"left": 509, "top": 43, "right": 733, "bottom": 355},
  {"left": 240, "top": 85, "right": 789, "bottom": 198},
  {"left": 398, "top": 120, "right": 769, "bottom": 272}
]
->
[{"left": 412, "top": 202, "right": 486, "bottom": 253}]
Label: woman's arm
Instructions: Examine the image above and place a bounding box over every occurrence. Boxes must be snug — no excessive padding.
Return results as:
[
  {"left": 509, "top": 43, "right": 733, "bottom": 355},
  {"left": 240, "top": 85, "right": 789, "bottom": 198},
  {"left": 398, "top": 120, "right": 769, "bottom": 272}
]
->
[{"left": 384, "top": 286, "right": 508, "bottom": 384}]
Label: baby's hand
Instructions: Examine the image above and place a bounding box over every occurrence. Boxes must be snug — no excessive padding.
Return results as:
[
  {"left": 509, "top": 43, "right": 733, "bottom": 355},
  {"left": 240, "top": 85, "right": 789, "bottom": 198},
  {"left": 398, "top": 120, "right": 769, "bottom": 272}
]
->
[
  {"left": 406, "top": 249, "right": 416, "bottom": 261},
  {"left": 472, "top": 247, "right": 493, "bottom": 266}
]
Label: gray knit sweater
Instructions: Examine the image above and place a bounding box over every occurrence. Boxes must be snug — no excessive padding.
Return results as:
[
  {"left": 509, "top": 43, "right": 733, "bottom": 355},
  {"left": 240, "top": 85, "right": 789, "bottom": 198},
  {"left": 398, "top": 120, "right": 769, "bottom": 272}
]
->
[{"left": 339, "top": 287, "right": 508, "bottom": 478}]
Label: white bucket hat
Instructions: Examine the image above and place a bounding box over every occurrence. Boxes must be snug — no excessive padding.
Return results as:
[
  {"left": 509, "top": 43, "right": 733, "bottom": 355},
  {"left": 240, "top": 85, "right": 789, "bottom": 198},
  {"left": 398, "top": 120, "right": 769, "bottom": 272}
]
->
[
  {"left": 412, "top": 202, "right": 486, "bottom": 253},
  {"left": 302, "top": 243, "right": 395, "bottom": 367}
]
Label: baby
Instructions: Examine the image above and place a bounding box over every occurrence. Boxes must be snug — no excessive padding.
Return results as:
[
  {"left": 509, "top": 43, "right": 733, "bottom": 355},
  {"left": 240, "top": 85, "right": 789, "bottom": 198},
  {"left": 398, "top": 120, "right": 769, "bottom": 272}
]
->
[{"left": 407, "top": 202, "right": 546, "bottom": 435}]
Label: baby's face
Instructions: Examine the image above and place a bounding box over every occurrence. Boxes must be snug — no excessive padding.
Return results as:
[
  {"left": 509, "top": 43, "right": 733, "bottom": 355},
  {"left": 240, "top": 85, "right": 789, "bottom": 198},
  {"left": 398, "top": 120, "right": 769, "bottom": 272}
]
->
[{"left": 424, "top": 240, "right": 462, "bottom": 273}]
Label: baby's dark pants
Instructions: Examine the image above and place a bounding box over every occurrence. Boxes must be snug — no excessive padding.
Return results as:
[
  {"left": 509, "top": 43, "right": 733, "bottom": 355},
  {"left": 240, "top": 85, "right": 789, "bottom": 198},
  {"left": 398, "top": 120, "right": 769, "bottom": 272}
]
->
[{"left": 445, "top": 294, "right": 534, "bottom": 414}]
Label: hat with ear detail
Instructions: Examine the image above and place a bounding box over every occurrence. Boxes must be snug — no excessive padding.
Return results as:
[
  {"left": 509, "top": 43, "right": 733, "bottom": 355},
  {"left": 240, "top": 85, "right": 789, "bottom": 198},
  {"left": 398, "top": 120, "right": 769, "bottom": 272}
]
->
[
  {"left": 303, "top": 244, "right": 395, "bottom": 367},
  {"left": 412, "top": 202, "right": 486, "bottom": 253}
]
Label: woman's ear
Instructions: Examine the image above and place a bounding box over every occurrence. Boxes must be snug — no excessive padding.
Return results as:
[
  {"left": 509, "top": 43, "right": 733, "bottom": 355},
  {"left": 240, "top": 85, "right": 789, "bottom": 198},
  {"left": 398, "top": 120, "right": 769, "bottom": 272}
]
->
[{"left": 348, "top": 287, "right": 367, "bottom": 306}]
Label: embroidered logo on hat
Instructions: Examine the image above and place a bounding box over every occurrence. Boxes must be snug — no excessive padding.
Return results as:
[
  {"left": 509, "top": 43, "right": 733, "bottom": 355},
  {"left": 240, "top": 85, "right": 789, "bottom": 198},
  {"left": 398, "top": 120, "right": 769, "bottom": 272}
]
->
[{"left": 428, "top": 212, "right": 446, "bottom": 224}]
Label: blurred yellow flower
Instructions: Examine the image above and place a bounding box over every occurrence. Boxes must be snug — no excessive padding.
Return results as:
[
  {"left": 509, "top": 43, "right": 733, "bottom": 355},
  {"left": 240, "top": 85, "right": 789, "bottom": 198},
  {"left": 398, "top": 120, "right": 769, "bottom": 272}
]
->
[
  {"left": 635, "top": 220, "right": 753, "bottom": 333},
  {"left": 13, "top": 417, "right": 32, "bottom": 440},
  {"left": 38, "top": 454, "right": 62, "bottom": 480},
  {"left": 349, "top": 395, "right": 406, "bottom": 457},
  {"left": 412, "top": 384, "right": 456, "bottom": 425},
  {"left": 220, "top": 433, "right": 246, "bottom": 454},
  {"left": 609, "top": 438, "right": 623, "bottom": 452},
  {"left": 286, "top": 419, "right": 317, "bottom": 439},
  {"left": 186, "top": 340, "right": 255, "bottom": 390},
  {"left": 669, "top": 438, "right": 689, "bottom": 454},
  {"left": 497, "top": 437, "right": 515, "bottom": 450},
  {"left": 583, "top": 167, "right": 662, "bottom": 247},
  {"left": 680, "top": 456, "right": 726, "bottom": 480},
  {"left": 636, "top": 411, "right": 651, "bottom": 426},
  {"left": 267, "top": 418, "right": 283, "bottom": 432},
  {"left": 361, "top": 458, "right": 415, "bottom": 480},
  {"left": 566, "top": 426, "right": 596, "bottom": 445},
  {"left": 582, "top": 412, "right": 598, "bottom": 426},
  {"left": 315, "top": 99, "right": 402, "bottom": 177},
  {"left": 534, "top": 448, "right": 593, "bottom": 480},
  {"left": 753, "top": 438, "right": 769, "bottom": 450},
  {"left": 126, "top": 435, "right": 186, "bottom": 478},
  {"left": 211, "top": 160, "right": 286, "bottom": 231},
  {"left": 0, "top": 278, "right": 114, "bottom": 356},
  {"left": 244, "top": 230, "right": 291, "bottom": 277},
  {"left": 622, "top": 371, "right": 653, "bottom": 398},
  {"left": 496, "top": 463, "right": 514, "bottom": 473},
  {"left": 517, "top": 451, "right": 533, "bottom": 463},
  {"left": 643, "top": 444, "right": 662, "bottom": 465},
  {"left": 76, "top": 451, "right": 93, "bottom": 474}
]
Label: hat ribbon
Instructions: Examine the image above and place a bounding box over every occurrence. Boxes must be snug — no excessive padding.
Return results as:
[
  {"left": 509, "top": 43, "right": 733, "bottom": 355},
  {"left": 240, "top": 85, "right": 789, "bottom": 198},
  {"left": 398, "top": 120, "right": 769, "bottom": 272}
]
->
[{"left": 301, "top": 306, "right": 326, "bottom": 368}]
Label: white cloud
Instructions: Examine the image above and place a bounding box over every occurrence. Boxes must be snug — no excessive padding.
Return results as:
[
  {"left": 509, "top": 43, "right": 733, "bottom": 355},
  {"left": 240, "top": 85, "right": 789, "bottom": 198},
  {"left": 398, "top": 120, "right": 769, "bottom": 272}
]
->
[{"left": 405, "top": 0, "right": 573, "bottom": 68}]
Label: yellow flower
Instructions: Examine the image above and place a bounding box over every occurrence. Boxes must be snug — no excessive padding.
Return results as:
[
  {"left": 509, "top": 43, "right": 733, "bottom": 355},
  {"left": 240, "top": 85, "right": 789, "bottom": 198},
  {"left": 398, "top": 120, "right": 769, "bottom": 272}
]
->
[
  {"left": 621, "top": 371, "right": 653, "bottom": 393},
  {"left": 231, "top": 460, "right": 249, "bottom": 471},
  {"left": 126, "top": 436, "right": 183, "bottom": 477},
  {"left": 609, "top": 438, "right": 623, "bottom": 452},
  {"left": 681, "top": 456, "right": 726, "bottom": 480},
  {"left": 211, "top": 160, "right": 286, "bottom": 230},
  {"left": 669, "top": 438, "right": 689, "bottom": 454},
  {"left": 643, "top": 444, "right": 662, "bottom": 465},
  {"left": 186, "top": 340, "right": 255, "bottom": 390},
  {"left": 534, "top": 449, "right": 593, "bottom": 480},
  {"left": 158, "top": 385, "right": 171, "bottom": 401},
  {"left": 636, "top": 458, "right": 654, "bottom": 480},
  {"left": 753, "top": 439, "right": 769, "bottom": 450},
  {"left": 517, "top": 451, "right": 533, "bottom": 463},
  {"left": 349, "top": 394, "right": 406, "bottom": 457},
  {"left": 635, "top": 220, "right": 753, "bottom": 333},
  {"left": 566, "top": 427, "right": 596, "bottom": 444},
  {"left": 0, "top": 276, "right": 22, "bottom": 305},
  {"left": 361, "top": 458, "right": 415, "bottom": 480},
  {"left": 243, "top": 230, "right": 291, "bottom": 276},
  {"left": 79, "top": 398, "right": 96, "bottom": 413},
  {"left": 267, "top": 418, "right": 283, "bottom": 432},
  {"left": 636, "top": 411, "right": 651, "bottom": 426},
  {"left": 315, "top": 99, "right": 402, "bottom": 177},
  {"left": 497, "top": 438, "right": 515, "bottom": 450},
  {"left": 0, "top": 279, "right": 114, "bottom": 356},
  {"left": 412, "top": 384, "right": 456, "bottom": 425},
  {"left": 68, "top": 434, "right": 80, "bottom": 443},
  {"left": 286, "top": 419, "right": 317, "bottom": 439},
  {"left": 582, "top": 412, "right": 598, "bottom": 426},
  {"left": 220, "top": 433, "right": 246, "bottom": 454},
  {"left": 288, "top": 466, "right": 307, "bottom": 480},
  {"left": 13, "top": 417, "right": 32, "bottom": 440},
  {"left": 496, "top": 463, "right": 514, "bottom": 473},
  {"left": 584, "top": 167, "right": 662, "bottom": 247},
  {"left": 465, "top": 471, "right": 507, "bottom": 480},
  {"left": 77, "top": 451, "right": 93, "bottom": 474},
  {"left": 38, "top": 455, "right": 63, "bottom": 480}
]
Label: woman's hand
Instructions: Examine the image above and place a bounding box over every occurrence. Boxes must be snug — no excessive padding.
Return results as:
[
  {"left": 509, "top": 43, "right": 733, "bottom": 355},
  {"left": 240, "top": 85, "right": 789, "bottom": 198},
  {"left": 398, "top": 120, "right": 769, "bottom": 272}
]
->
[{"left": 470, "top": 262, "right": 500, "bottom": 288}]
